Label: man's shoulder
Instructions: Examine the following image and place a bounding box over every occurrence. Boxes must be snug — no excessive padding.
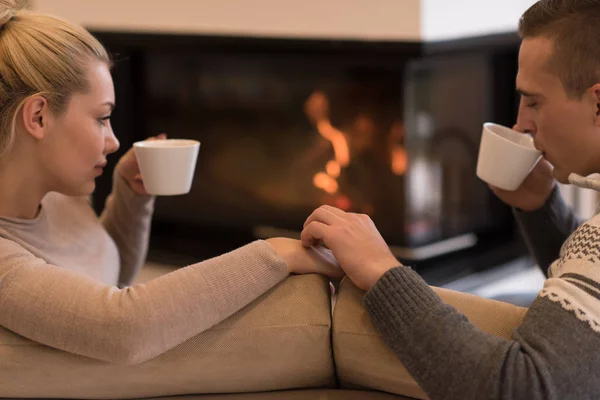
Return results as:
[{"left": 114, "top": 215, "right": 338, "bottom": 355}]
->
[{"left": 544, "top": 215, "right": 600, "bottom": 334}]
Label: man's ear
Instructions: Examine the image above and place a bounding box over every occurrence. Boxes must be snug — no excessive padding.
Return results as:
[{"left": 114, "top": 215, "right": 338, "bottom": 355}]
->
[
  {"left": 20, "top": 95, "right": 49, "bottom": 140},
  {"left": 592, "top": 84, "right": 600, "bottom": 123}
]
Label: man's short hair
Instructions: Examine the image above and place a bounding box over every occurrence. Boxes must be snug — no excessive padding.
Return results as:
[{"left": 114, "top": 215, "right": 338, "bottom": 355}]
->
[{"left": 519, "top": 0, "right": 600, "bottom": 98}]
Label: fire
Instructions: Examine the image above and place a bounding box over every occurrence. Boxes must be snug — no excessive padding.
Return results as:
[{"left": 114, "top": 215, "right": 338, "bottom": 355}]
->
[
  {"left": 389, "top": 121, "right": 407, "bottom": 176},
  {"left": 313, "top": 172, "right": 339, "bottom": 194},
  {"left": 391, "top": 147, "right": 408, "bottom": 176},
  {"left": 315, "top": 120, "right": 350, "bottom": 168},
  {"left": 304, "top": 91, "right": 406, "bottom": 213},
  {"left": 325, "top": 160, "right": 341, "bottom": 178},
  {"left": 304, "top": 91, "right": 351, "bottom": 196}
]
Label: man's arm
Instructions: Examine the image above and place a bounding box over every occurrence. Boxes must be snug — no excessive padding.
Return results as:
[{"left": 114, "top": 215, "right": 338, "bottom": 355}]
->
[
  {"left": 365, "top": 267, "right": 600, "bottom": 400},
  {"left": 513, "top": 185, "right": 581, "bottom": 275}
]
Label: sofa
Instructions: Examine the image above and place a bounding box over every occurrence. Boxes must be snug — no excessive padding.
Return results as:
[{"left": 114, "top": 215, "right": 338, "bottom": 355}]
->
[{"left": 0, "top": 274, "right": 527, "bottom": 400}]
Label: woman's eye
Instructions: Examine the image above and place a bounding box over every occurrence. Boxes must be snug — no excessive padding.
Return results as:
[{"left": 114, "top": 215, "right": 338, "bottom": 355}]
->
[{"left": 98, "top": 116, "right": 111, "bottom": 126}]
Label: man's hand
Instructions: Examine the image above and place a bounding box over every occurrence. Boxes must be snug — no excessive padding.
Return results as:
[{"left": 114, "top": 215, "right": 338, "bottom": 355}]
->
[
  {"left": 490, "top": 155, "right": 554, "bottom": 212},
  {"left": 301, "top": 206, "right": 400, "bottom": 291}
]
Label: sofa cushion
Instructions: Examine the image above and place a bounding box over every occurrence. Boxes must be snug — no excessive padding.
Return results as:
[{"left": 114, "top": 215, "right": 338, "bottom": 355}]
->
[
  {"left": 332, "top": 277, "right": 527, "bottom": 399},
  {"left": 0, "top": 275, "right": 335, "bottom": 399},
  {"left": 146, "top": 389, "right": 414, "bottom": 399}
]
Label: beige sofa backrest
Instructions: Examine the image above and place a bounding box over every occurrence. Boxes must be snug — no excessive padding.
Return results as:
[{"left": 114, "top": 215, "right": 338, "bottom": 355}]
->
[{"left": 0, "top": 275, "right": 335, "bottom": 399}]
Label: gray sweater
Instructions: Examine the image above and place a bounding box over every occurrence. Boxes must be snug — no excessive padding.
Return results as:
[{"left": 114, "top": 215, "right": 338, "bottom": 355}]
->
[{"left": 365, "top": 184, "right": 600, "bottom": 400}]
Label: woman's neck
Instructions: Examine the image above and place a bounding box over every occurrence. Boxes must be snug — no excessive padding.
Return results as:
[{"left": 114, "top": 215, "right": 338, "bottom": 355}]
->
[{"left": 0, "top": 153, "right": 47, "bottom": 219}]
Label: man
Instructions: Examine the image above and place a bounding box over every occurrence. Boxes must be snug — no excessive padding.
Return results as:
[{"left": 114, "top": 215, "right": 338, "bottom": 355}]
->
[{"left": 301, "top": 1, "right": 600, "bottom": 399}]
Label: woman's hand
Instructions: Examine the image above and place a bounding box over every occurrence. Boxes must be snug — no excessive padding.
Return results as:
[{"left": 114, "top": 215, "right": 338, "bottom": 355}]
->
[
  {"left": 116, "top": 134, "right": 166, "bottom": 195},
  {"left": 265, "top": 237, "right": 345, "bottom": 279},
  {"left": 301, "top": 206, "right": 400, "bottom": 291}
]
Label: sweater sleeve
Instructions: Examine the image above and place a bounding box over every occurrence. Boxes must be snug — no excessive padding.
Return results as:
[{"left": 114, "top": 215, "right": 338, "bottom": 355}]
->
[
  {"left": 99, "top": 172, "right": 155, "bottom": 287},
  {"left": 364, "top": 267, "right": 600, "bottom": 400},
  {"left": 513, "top": 185, "right": 581, "bottom": 275},
  {"left": 0, "top": 238, "right": 288, "bottom": 365}
]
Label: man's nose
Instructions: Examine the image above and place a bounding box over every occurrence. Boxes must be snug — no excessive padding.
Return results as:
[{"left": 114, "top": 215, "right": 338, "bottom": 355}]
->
[{"left": 514, "top": 99, "right": 536, "bottom": 135}]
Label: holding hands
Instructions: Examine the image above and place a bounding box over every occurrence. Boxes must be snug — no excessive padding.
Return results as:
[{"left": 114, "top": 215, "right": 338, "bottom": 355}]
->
[
  {"left": 301, "top": 205, "right": 400, "bottom": 291},
  {"left": 266, "top": 237, "right": 345, "bottom": 279}
]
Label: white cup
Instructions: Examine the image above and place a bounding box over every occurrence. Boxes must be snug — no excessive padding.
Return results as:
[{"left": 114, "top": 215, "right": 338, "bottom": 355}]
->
[
  {"left": 133, "top": 139, "right": 200, "bottom": 196},
  {"left": 476, "top": 123, "right": 542, "bottom": 191}
]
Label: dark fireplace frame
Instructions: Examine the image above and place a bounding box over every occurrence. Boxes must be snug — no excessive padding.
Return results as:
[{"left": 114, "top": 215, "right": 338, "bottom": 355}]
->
[{"left": 90, "top": 30, "right": 527, "bottom": 285}]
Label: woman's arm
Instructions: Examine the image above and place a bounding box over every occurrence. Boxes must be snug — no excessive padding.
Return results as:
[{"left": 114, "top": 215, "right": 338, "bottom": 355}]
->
[
  {"left": 99, "top": 170, "right": 155, "bottom": 288},
  {"left": 0, "top": 238, "right": 287, "bottom": 365}
]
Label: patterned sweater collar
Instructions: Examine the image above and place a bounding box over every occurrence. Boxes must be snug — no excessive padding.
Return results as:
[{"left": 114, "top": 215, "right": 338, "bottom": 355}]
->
[{"left": 568, "top": 173, "right": 600, "bottom": 191}]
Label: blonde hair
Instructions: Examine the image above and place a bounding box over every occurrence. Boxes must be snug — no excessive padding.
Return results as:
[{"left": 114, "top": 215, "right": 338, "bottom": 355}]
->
[
  {"left": 0, "top": 0, "right": 110, "bottom": 158},
  {"left": 519, "top": 0, "right": 600, "bottom": 99}
]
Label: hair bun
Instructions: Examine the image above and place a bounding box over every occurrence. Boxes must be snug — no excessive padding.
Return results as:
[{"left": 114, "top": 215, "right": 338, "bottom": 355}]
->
[{"left": 0, "top": 0, "right": 27, "bottom": 28}]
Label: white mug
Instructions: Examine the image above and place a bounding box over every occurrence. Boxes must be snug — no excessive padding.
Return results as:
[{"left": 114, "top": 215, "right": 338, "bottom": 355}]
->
[
  {"left": 476, "top": 123, "right": 542, "bottom": 191},
  {"left": 133, "top": 139, "right": 200, "bottom": 196}
]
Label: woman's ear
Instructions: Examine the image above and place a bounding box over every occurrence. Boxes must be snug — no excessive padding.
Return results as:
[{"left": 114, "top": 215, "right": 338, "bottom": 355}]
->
[{"left": 20, "top": 95, "right": 49, "bottom": 140}]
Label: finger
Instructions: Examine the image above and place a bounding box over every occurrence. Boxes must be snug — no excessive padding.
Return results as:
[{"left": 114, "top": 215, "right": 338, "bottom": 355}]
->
[
  {"left": 316, "top": 239, "right": 329, "bottom": 249},
  {"left": 488, "top": 184, "right": 505, "bottom": 196},
  {"left": 319, "top": 205, "right": 346, "bottom": 216},
  {"left": 309, "top": 246, "right": 338, "bottom": 266},
  {"left": 147, "top": 133, "right": 167, "bottom": 141},
  {"left": 348, "top": 212, "right": 371, "bottom": 221},
  {"left": 303, "top": 205, "right": 346, "bottom": 229},
  {"left": 131, "top": 181, "right": 149, "bottom": 196},
  {"left": 320, "top": 263, "right": 345, "bottom": 279},
  {"left": 301, "top": 221, "right": 329, "bottom": 248},
  {"left": 307, "top": 247, "right": 345, "bottom": 279}
]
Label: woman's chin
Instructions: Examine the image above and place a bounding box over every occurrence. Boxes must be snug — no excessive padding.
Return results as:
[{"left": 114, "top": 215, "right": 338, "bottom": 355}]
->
[{"left": 60, "top": 181, "right": 96, "bottom": 197}]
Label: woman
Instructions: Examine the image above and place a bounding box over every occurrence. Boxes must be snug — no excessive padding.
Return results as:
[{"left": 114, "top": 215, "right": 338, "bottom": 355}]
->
[{"left": 0, "top": 0, "right": 342, "bottom": 366}]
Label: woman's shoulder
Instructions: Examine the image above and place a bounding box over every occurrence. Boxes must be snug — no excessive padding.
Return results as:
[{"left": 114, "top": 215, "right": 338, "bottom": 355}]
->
[
  {"left": 0, "top": 193, "right": 100, "bottom": 255},
  {"left": 0, "top": 235, "right": 43, "bottom": 269}
]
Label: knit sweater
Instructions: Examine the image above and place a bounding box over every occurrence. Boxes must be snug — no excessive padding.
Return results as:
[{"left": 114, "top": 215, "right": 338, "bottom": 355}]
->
[
  {"left": 365, "top": 174, "right": 600, "bottom": 400},
  {"left": 0, "top": 172, "right": 288, "bottom": 365}
]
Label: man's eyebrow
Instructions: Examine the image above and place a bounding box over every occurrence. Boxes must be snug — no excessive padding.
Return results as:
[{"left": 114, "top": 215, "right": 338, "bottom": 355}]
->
[{"left": 516, "top": 87, "right": 541, "bottom": 98}]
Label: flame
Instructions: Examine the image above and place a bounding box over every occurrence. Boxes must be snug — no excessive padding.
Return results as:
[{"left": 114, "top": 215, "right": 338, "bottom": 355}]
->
[
  {"left": 316, "top": 120, "right": 350, "bottom": 168},
  {"left": 313, "top": 172, "right": 339, "bottom": 194},
  {"left": 305, "top": 91, "right": 351, "bottom": 196},
  {"left": 391, "top": 147, "right": 407, "bottom": 176},
  {"left": 334, "top": 195, "right": 352, "bottom": 211},
  {"left": 389, "top": 121, "right": 407, "bottom": 176},
  {"left": 326, "top": 160, "right": 341, "bottom": 178}
]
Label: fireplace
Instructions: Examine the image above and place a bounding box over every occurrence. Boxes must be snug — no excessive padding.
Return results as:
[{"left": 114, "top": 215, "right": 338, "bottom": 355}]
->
[{"left": 92, "top": 32, "right": 526, "bottom": 279}]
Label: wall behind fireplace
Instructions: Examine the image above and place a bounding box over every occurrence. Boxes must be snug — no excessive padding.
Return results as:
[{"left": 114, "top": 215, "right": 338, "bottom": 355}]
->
[
  {"left": 31, "top": 0, "right": 421, "bottom": 41},
  {"left": 31, "top": 0, "right": 540, "bottom": 42}
]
